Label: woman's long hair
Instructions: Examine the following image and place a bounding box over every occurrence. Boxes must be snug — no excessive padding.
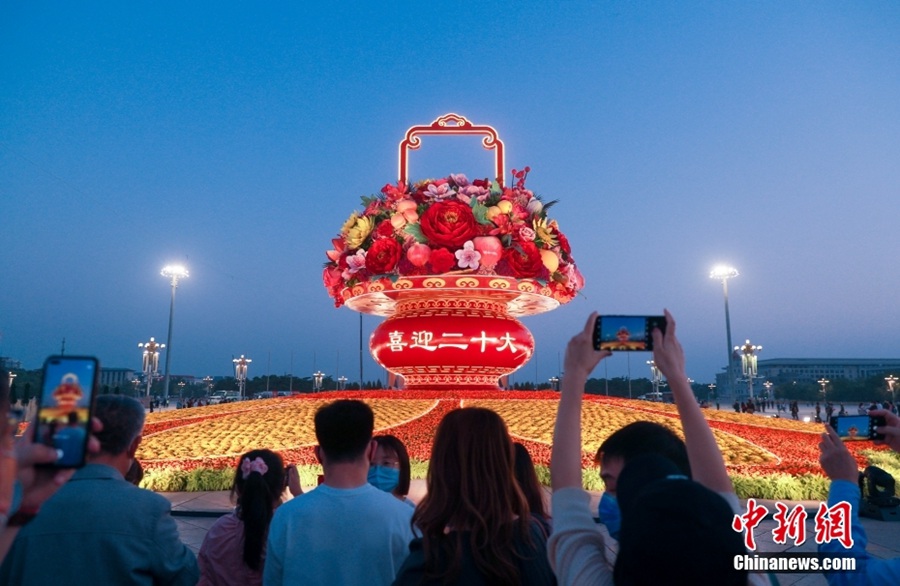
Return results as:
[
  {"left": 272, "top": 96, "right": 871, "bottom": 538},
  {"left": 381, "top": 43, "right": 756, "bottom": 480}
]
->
[
  {"left": 232, "top": 449, "right": 285, "bottom": 571},
  {"left": 513, "top": 442, "right": 548, "bottom": 521},
  {"left": 412, "top": 408, "right": 531, "bottom": 585},
  {"left": 373, "top": 434, "right": 411, "bottom": 497}
]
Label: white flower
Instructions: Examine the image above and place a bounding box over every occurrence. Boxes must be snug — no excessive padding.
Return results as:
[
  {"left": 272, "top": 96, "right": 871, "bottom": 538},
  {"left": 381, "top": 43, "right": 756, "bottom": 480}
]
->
[{"left": 454, "top": 240, "right": 481, "bottom": 270}]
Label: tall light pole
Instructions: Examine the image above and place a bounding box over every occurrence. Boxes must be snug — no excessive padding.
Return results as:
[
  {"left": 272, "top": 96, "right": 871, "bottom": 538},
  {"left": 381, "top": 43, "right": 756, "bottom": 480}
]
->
[
  {"left": 763, "top": 380, "right": 773, "bottom": 401},
  {"left": 338, "top": 376, "right": 348, "bottom": 391},
  {"left": 313, "top": 371, "right": 325, "bottom": 392},
  {"left": 736, "top": 339, "right": 761, "bottom": 399},
  {"left": 138, "top": 337, "right": 164, "bottom": 397},
  {"left": 710, "top": 265, "right": 739, "bottom": 400},
  {"left": 885, "top": 375, "right": 897, "bottom": 404},
  {"left": 549, "top": 376, "right": 559, "bottom": 391},
  {"left": 160, "top": 264, "right": 189, "bottom": 403},
  {"left": 202, "top": 375, "right": 214, "bottom": 398},
  {"left": 7, "top": 371, "right": 15, "bottom": 390},
  {"left": 818, "top": 378, "right": 830, "bottom": 402},
  {"left": 234, "top": 355, "right": 251, "bottom": 399},
  {"left": 647, "top": 360, "right": 663, "bottom": 398},
  {"left": 708, "top": 383, "right": 716, "bottom": 404}
]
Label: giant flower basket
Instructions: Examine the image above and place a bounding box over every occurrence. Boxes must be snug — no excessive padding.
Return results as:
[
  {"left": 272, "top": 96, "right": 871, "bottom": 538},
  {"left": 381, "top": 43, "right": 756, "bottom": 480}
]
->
[{"left": 323, "top": 114, "right": 583, "bottom": 390}]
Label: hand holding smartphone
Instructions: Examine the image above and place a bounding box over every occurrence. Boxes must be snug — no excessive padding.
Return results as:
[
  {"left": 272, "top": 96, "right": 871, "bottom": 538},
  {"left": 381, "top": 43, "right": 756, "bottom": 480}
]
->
[
  {"left": 34, "top": 356, "right": 98, "bottom": 468},
  {"left": 593, "top": 315, "right": 667, "bottom": 352},
  {"left": 828, "top": 414, "right": 886, "bottom": 442}
]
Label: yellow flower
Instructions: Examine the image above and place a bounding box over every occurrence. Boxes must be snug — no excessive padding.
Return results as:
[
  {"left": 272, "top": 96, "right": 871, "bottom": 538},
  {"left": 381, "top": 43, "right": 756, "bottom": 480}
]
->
[
  {"left": 533, "top": 217, "right": 558, "bottom": 247},
  {"left": 343, "top": 214, "right": 375, "bottom": 249}
]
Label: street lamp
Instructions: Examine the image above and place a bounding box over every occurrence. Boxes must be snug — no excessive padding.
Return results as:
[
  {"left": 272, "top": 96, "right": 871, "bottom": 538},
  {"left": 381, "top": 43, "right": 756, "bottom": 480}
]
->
[
  {"left": 549, "top": 376, "right": 559, "bottom": 391},
  {"left": 647, "top": 360, "right": 663, "bottom": 398},
  {"left": 202, "top": 375, "right": 214, "bottom": 398},
  {"left": 710, "top": 265, "right": 739, "bottom": 400},
  {"left": 338, "top": 376, "right": 348, "bottom": 391},
  {"left": 735, "top": 340, "right": 761, "bottom": 399},
  {"left": 177, "top": 381, "right": 186, "bottom": 404},
  {"left": 818, "top": 378, "right": 830, "bottom": 402},
  {"left": 131, "top": 378, "right": 141, "bottom": 396},
  {"left": 138, "top": 337, "right": 165, "bottom": 397},
  {"left": 763, "top": 380, "right": 773, "bottom": 401},
  {"left": 233, "top": 355, "right": 252, "bottom": 399},
  {"left": 885, "top": 375, "right": 897, "bottom": 404},
  {"left": 160, "top": 264, "right": 189, "bottom": 403},
  {"left": 708, "top": 383, "right": 716, "bottom": 405},
  {"left": 313, "top": 371, "right": 325, "bottom": 392},
  {"left": 7, "top": 371, "right": 16, "bottom": 390}
]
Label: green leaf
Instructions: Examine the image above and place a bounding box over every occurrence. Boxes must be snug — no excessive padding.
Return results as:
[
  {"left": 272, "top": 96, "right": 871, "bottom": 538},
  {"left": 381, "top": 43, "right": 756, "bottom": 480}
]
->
[
  {"left": 472, "top": 202, "right": 492, "bottom": 225},
  {"left": 404, "top": 223, "right": 427, "bottom": 243},
  {"left": 490, "top": 181, "right": 503, "bottom": 196}
]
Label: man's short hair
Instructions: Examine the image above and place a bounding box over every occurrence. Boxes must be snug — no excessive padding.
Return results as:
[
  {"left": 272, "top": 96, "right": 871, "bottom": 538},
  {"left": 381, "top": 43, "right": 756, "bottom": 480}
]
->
[
  {"left": 93, "top": 395, "right": 145, "bottom": 455},
  {"left": 596, "top": 421, "right": 691, "bottom": 477},
  {"left": 314, "top": 400, "right": 374, "bottom": 463}
]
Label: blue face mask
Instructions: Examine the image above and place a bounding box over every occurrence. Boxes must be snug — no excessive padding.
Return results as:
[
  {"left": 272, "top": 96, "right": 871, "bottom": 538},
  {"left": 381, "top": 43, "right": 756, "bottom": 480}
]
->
[
  {"left": 367, "top": 465, "right": 400, "bottom": 493},
  {"left": 598, "top": 492, "right": 621, "bottom": 540}
]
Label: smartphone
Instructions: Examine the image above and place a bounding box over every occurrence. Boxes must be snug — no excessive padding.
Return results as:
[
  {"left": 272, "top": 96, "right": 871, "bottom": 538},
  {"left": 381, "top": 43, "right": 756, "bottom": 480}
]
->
[
  {"left": 593, "top": 315, "right": 666, "bottom": 352},
  {"left": 34, "top": 356, "right": 98, "bottom": 467},
  {"left": 829, "top": 414, "right": 886, "bottom": 441}
]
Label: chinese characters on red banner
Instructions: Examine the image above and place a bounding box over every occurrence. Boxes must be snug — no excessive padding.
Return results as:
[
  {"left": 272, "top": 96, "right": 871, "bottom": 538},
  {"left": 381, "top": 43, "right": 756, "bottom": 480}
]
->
[
  {"left": 733, "top": 498, "right": 854, "bottom": 550},
  {"left": 387, "top": 330, "right": 518, "bottom": 353}
]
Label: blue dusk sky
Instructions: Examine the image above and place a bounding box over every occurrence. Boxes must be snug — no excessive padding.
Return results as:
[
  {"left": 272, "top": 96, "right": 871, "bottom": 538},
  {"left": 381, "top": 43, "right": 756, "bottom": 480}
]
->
[{"left": 2, "top": 2, "right": 899, "bottom": 385}]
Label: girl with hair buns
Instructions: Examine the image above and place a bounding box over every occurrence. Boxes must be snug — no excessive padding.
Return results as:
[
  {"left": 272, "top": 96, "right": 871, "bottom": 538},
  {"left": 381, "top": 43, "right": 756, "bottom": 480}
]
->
[
  {"left": 199, "top": 449, "right": 301, "bottom": 585},
  {"left": 393, "top": 408, "right": 556, "bottom": 586}
]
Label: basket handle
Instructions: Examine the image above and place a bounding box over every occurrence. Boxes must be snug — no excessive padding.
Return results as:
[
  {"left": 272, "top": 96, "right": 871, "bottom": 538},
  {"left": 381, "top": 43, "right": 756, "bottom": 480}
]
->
[{"left": 398, "top": 113, "right": 505, "bottom": 186}]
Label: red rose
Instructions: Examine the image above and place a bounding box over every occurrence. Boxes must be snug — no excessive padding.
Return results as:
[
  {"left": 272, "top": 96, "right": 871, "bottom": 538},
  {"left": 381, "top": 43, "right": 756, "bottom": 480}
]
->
[
  {"left": 428, "top": 247, "right": 456, "bottom": 274},
  {"left": 365, "top": 238, "right": 402, "bottom": 274},
  {"left": 419, "top": 200, "right": 479, "bottom": 248},
  {"left": 322, "top": 266, "right": 343, "bottom": 288},
  {"left": 503, "top": 241, "right": 544, "bottom": 278},
  {"left": 375, "top": 221, "right": 394, "bottom": 238}
]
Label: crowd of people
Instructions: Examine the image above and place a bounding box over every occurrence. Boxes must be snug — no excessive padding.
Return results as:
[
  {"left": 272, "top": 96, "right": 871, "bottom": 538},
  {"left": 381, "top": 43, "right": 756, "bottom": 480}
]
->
[{"left": 1, "top": 311, "right": 899, "bottom": 585}]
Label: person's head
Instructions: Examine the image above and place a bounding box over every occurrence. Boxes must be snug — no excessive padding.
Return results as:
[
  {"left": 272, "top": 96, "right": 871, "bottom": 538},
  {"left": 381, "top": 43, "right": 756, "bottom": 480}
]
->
[
  {"left": 613, "top": 454, "right": 747, "bottom": 585},
  {"left": 369, "top": 434, "right": 411, "bottom": 497},
  {"left": 414, "top": 408, "right": 531, "bottom": 585},
  {"left": 314, "top": 399, "right": 374, "bottom": 464},
  {"left": 594, "top": 421, "right": 689, "bottom": 495},
  {"left": 92, "top": 395, "right": 145, "bottom": 461},
  {"left": 231, "top": 449, "right": 286, "bottom": 571},
  {"left": 513, "top": 442, "right": 547, "bottom": 520}
]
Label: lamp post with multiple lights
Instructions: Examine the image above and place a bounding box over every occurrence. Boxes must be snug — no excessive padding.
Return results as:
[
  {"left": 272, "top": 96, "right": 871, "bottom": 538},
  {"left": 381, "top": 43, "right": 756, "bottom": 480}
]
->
[
  {"left": 885, "top": 375, "right": 897, "bottom": 405},
  {"left": 710, "top": 265, "right": 739, "bottom": 400},
  {"left": 647, "top": 360, "right": 663, "bottom": 398},
  {"left": 337, "top": 376, "right": 348, "bottom": 391},
  {"left": 763, "top": 380, "right": 773, "bottom": 402},
  {"left": 549, "top": 376, "right": 559, "bottom": 391},
  {"left": 202, "top": 375, "right": 214, "bottom": 398},
  {"left": 138, "top": 337, "right": 164, "bottom": 397},
  {"left": 818, "top": 378, "right": 830, "bottom": 402},
  {"left": 736, "top": 339, "right": 761, "bottom": 399},
  {"left": 234, "top": 355, "right": 251, "bottom": 398},
  {"left": 160, "top": 264, "right": 189, "bottom": 403},
  {"left": 708, "top": 383, "right": 716, "bottom": 405},
  {"left": 313, "top": 371, "right": 325, "bottom": 392}
]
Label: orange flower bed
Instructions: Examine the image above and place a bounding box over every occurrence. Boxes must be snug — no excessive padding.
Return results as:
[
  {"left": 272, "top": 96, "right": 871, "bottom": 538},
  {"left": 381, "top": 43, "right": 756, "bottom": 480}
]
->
[{"left": 139, "top": 390, "right": 879, "bottom": 480}]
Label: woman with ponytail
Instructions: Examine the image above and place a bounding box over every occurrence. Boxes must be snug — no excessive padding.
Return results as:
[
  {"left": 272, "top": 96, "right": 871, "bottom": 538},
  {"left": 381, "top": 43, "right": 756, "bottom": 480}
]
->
[{"left": 199, "top": 449, "right": 300, "bottom": 585}]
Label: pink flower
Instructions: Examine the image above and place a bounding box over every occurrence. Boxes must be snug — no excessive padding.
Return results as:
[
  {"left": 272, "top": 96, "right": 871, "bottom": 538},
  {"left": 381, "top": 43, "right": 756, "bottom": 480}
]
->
[
  {"left": 450, "top": 173, "right": 469, "bottom": 187},
  {"left": 564, "top": 263, "right": 585, "bottom": 291},
  {"left": 390, "top": 199, "right": 419, "bottom": 230},
  {"left": 425, "top": 182, "right": 456, "bottom": 201},
  {"left": 454, "top": 240, "right": 481, "bottom": 270},
  {"left": 518, "top": 227, "right": 536, "bottom": 242},
  {"left": 457, "top": 184, "right": 490, "bottom": 204},
  {"left": 342, "top": 249, "right": 367, "bottom": 280}
]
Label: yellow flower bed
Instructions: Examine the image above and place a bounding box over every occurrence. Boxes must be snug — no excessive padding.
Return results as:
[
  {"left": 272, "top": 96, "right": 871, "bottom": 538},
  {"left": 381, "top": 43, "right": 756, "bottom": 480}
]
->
[
  {"left": 465, "top": 399, "right": 777, "bottom": 467},
  {"left": 138, "top": 399, "right": 436, "bottom": 461}
]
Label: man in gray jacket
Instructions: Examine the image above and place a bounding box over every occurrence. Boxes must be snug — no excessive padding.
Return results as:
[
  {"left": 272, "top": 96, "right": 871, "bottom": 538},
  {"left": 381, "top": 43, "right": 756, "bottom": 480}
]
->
[{"left": 0, "top": 395, "right": 198, "bottom": 585}]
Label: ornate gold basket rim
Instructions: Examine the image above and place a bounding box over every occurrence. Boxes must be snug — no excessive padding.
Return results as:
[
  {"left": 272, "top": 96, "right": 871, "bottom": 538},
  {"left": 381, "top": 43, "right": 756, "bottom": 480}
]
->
[{"left": 342, "top": 275, "right": 568, "bottom": 317}]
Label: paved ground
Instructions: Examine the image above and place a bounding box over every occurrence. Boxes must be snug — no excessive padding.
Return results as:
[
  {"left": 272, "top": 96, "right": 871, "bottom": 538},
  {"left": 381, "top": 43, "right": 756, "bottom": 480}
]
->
[{"left": 164, "top": 480, "right": 900, "bottom": 585}]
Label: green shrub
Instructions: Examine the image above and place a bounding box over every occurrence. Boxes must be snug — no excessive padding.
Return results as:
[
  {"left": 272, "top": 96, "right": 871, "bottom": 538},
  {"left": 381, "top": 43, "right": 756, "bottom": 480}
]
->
[
  {"left": 186, "top": 468, "right": 233, "bottom": 492},
  {"left": 141, "top": 468, "right": 189, "bottom": 492}
]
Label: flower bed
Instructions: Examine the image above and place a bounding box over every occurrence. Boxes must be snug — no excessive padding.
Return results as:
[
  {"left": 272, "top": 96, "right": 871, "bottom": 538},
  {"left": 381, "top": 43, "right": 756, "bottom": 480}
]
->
[{"left": 137, "top": 390, "right": 900, "bottom": 498}]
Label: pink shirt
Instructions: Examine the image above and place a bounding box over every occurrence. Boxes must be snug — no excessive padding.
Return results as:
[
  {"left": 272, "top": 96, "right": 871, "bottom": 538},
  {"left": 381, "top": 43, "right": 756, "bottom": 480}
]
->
[{"left": 198, "top": 511, "right": 264, "bottom": 586}]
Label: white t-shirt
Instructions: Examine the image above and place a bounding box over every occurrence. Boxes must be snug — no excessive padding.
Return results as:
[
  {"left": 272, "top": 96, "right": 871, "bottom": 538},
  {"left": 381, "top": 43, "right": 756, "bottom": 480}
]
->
[{"left": 263, "top": 483, "right": 415, "bottom": 586}]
